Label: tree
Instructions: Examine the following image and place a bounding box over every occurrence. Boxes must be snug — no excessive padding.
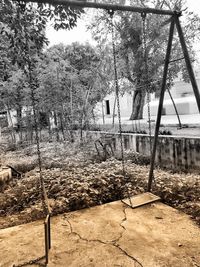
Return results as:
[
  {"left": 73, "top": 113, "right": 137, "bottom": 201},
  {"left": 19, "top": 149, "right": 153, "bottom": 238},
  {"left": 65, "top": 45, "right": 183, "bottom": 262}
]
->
[
  {"left": 38, "top": 44, "right": 75, "bottom": 140},
  {"left": 88, "top": 0, "right": 200, "bottom": 119},
  {"left": 39, "top": 42, "right": 108, "bottom": 139},
  {"left": 0, "top": 0, "right": 85, "bottom": 142}
]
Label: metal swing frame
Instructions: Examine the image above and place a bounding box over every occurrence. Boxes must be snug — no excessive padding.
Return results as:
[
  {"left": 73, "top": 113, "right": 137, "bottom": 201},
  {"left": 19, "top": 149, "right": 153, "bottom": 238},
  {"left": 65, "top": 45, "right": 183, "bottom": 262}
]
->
[
  {"left": 22, "top": 0, "right": 199, "bottom": 192},
  {"left": 12, "top": 0, "right": 200, "bottom": 264}
]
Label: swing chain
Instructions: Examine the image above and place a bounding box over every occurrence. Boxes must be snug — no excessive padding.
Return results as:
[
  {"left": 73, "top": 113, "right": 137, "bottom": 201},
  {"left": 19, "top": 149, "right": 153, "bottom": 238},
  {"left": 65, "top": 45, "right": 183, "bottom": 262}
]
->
[
  {"left": 34, "top": 107, "right": 49, "bottom": 215},
  {"left": 15, "top": 5, "right": 48, "bottom": 216},
  {"left": 109, "top": 11, "right": 125, "bottom": 173},
  {"left": 141, "top": 13, "right": 156, "bottom": 188},
  {"left": 141, "top": 12, "right": 153, "bottom": 153},
  {"left": 13, "top": 8, "right": 50, "bottom": 267},
  {"left": 108, "top": 10, "right": 133, "bottom": 206},
  {"left": 28, "top": 62, "right": 49, "bottom": 215},
  {"left": 13, "top": 256, "right": 46, "bottom": 267}
]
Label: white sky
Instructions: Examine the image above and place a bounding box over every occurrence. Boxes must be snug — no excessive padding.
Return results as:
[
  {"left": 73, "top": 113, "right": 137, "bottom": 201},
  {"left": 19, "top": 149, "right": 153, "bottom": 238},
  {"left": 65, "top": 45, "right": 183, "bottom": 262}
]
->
[
  {"left": 186, "top": 0, "right": 200, "bottom": 13},
  {"left": 46, "top": 17, "right": 94, "bottom": 47},
  {"left": 46, "top": 0, "right": 200, "bottom": 48}
]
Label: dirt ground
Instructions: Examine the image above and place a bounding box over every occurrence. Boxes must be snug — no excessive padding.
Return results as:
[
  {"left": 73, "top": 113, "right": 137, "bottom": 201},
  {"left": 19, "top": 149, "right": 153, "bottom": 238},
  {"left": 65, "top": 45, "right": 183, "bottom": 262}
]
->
[{"left": 0, "top": 196, "right": 200, "bottom": 267}]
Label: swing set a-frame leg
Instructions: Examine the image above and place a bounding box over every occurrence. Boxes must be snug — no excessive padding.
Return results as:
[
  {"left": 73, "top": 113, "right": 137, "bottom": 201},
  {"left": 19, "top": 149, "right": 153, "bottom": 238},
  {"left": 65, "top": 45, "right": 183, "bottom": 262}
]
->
[
  {"left": 147, "top": 16, "right": 175, "bottom": 192},
  {"left": 148, "top": 13, "right": 200, "bottom": 192}
]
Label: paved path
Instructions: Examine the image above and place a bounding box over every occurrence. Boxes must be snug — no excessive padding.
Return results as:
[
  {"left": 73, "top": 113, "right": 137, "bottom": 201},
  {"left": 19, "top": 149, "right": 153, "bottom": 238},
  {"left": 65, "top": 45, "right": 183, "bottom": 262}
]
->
[
  {"left": 0, "top": 195, "right": 200, "bottom": 267},
  {"left": 97, "top": 114, "right": 200, "bottom": 126},
  {"left": 96, "top": 114, "right": 200, "bottom": 136}
]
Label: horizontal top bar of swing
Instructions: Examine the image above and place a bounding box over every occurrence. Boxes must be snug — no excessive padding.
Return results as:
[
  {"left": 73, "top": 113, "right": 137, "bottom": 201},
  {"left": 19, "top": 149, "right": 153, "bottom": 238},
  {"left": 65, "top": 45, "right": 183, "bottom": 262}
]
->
[{"left": 23, "top": 0, "right": 177, "bottom": 16}]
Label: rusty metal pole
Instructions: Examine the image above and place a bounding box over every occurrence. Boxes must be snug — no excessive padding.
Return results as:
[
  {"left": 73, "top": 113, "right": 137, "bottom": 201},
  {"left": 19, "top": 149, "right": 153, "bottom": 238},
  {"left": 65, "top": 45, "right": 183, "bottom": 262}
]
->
[
  {"left": 175, "top": 15, "right": 200, "bottom": 113},
  {"left": 147, "top": 17, "right": 175, "bottom": 192},
  {"left": 22, "top": 0, "right": 175, "bottom": 15}
]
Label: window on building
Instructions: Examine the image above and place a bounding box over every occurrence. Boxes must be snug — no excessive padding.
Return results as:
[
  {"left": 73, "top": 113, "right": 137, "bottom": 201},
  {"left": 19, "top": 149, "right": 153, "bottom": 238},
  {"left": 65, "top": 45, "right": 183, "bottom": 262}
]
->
[{"left": 105, "top": 100, "right": 110, "bottom": 115}]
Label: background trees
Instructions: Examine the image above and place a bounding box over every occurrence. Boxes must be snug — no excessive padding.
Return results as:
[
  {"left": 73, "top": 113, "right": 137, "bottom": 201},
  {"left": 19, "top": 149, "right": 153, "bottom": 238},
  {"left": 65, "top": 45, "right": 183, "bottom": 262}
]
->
[
  {"left": 0, "top": 0, "right": 112, "bottom": 143},
  {"left": 0, "top": 0, "right": 86, "bottom": 142},
  {"left": 1, "top": 0, "right": 200, "bottom": 144},
  {"left": 39, "top": 42, "right": 110, "bottom": 139}
]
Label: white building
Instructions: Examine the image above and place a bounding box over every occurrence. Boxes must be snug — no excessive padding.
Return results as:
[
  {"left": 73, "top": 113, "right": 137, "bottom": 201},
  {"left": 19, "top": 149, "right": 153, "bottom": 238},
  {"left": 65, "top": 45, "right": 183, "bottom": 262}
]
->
[
  {"left": 94, "top": 79, "right": 134, "bottom": 124},
  {"left": 143, "top": 68, "right": 200, "bottom": 119},
  {"left": 95, "top": 67, "right": 200, "bottom": 123}
]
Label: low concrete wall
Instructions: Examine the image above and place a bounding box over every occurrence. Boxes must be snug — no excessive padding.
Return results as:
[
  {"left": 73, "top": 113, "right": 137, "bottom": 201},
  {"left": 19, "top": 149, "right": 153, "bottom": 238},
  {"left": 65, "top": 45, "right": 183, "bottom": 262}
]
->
[
  {"left": 136, "top": 135, "right": 200, "bottom": 172},
  {"left": 85, "top": 131, "right": 200, "bottom": 172}
]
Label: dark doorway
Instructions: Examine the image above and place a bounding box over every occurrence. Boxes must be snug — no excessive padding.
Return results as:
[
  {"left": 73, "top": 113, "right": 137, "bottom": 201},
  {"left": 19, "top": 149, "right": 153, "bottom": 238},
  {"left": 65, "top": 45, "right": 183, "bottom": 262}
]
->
[{"left": 105, "top": 100, "right": 110, "bottom": 115}]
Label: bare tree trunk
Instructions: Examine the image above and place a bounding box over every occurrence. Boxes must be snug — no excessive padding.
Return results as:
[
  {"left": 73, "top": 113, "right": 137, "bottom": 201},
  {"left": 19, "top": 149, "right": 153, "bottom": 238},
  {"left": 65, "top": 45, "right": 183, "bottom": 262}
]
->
[
  {"left": 112, "top": 94, "right": 117, "bottom": 126},
  {"left": 101, "top": 101, "right": 105, "bottom": 124},
  {"left": 65, "top": 115, "right": 74, "bottom": 142},
  {"left": 6, "top": 105, "right": 16, "bottom": 144},
  {"left": 53, "top": 110, "right": 59, "bottom": 141},
  {"left": 130, "top": 89, "right": 146, "bottom": 120},
  {"left": 80, "top": 86, "right": 92, "bottom": 142},
  {"left": 26, "top": 111, "right": 33, "bottom": 143},
  {"left": 92, "top": 108, "right": 96, "bottom": 125},
  {"left": 16, "top": 106, "right": 23, "bottom": 142},
  {"left": 39, "top": 119, "right": 42, "bottom": 141},
  {"left": 47, "top": 112, "right": 52, "bottom": 139},
  {"left": 59, "top": 111, "right": 66, "bottom": 141}
]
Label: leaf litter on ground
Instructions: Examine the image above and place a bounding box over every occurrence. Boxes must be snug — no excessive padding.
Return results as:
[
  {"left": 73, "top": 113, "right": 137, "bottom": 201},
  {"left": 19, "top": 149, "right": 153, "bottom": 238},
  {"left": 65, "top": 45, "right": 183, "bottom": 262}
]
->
[{"left": 0, "top": 141, "right": 200, "bottom": 229}]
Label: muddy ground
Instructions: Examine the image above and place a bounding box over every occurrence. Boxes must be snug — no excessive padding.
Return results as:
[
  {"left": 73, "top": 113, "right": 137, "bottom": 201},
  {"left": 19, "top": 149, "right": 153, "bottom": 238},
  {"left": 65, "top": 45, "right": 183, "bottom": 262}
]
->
[{"left": 0, "top": 140, "right": 200, "bottom": 229}]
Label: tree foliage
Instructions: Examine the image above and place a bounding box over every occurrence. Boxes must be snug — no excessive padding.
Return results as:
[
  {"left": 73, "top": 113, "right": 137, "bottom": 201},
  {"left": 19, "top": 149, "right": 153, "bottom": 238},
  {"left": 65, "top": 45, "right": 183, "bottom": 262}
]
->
[
  {"left": 0, "top": 0, "right": 86, "bottom": 141},
  {"left": 0, "top": 0, "right": 112, "bottom": 142},
  {"left": 39, "top": 42, "right": 109, "bottom": 136}
]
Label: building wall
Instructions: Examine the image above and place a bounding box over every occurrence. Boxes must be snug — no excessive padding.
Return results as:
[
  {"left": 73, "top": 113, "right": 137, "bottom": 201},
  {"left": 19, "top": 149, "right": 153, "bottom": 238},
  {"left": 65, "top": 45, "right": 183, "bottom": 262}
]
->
[
  {"left": 96, "top": 69, "right": 200, "bottom": 121},
  {"left": 143, "top": 71, "right": 200, "bottom": 118},
  {"left": 94, "top": 91, "right": 133, "bottom": 123}
]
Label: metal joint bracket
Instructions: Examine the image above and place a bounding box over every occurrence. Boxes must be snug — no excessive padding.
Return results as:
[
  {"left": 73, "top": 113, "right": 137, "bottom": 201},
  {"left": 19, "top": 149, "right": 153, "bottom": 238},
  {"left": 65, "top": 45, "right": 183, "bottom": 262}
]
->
[{"left": 107, "top": 9, "right": 114, "bottom": 18}]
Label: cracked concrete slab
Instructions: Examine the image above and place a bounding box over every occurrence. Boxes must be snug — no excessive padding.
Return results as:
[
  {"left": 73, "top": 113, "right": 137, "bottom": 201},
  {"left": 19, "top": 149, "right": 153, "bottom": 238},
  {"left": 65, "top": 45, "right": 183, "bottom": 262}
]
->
[{"left": 0, "top": 196, "right": 200, "bottom": 267}]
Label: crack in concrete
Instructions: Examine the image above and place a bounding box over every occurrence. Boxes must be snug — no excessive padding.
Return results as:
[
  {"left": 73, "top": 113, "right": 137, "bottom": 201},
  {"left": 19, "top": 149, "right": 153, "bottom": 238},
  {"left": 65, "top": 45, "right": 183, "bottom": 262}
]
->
[
  {"left": 64, "top": 206, "right": 144, "bottom": 267},
  {"left": 112, "top": 204, "right": 144, "bottom": 267},
  {"left": 66, "top": 218, "right": 107, "bottom": 246},
  {"left": 109, "top": 204, "right": 128, "bottom": 244},
  {"left": 112, "top": 243, "right": 143, "bottom": 267},
  {"left": 120, "top": 203, "right": 128, "bottom": 230}
]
